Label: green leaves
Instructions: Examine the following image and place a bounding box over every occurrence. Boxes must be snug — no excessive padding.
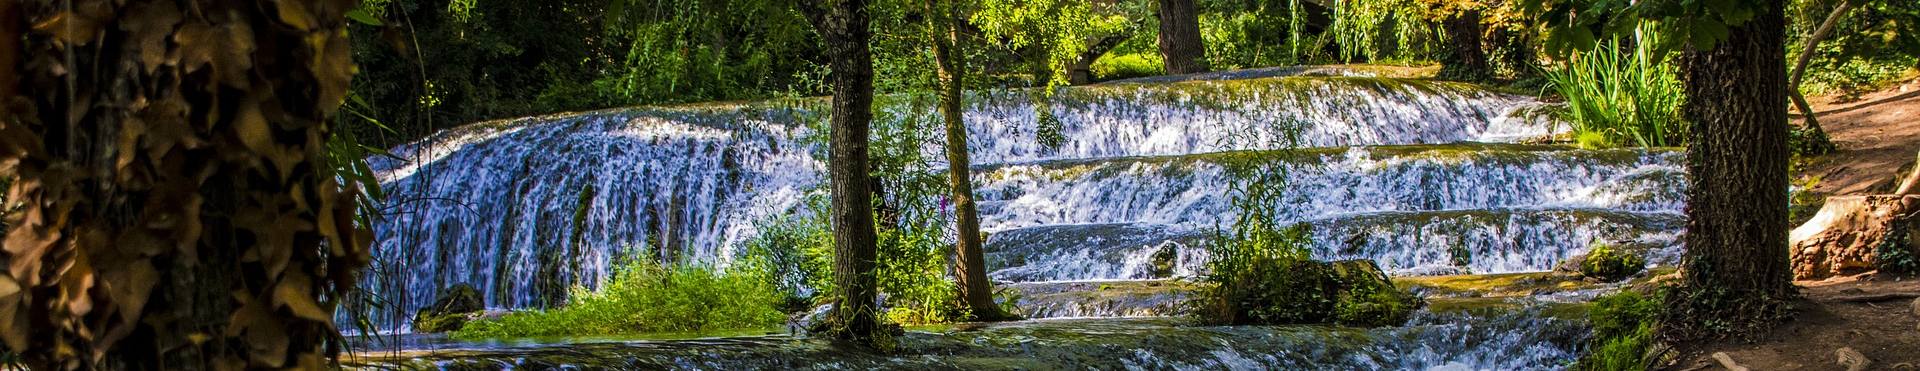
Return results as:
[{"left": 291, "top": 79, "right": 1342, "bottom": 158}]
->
[{"left": 1527, "top": 0, "right": 1773, "bottom": 56}]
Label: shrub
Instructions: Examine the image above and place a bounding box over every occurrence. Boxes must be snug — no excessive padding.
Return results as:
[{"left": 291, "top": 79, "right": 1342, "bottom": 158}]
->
[
  {"left": 1581, "top": 243, "right": 1647, "bottom": 282},
  {"left": 1091, "top": 53, "right": 1164, "bottom": 81},
  {"left": 452, "top": 259, "right": 784, "bottom": 339},
  {"left": 1577, "top": 291, "right": 1661, "bottom": 371},
  {"left": 1330, "top": 260, "right": 1423, "bottom": 327},
  {"left": 1547, "top": 27, "right": 1686, "bottom": 149},
  {"left": 1195, "top": 223, "right": 1421, "bottom": 327}
]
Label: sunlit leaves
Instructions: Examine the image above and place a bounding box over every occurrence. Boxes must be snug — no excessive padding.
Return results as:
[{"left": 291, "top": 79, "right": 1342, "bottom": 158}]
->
[{"left": 1524, "top": 0, "right": 1773, "bottom": 56}]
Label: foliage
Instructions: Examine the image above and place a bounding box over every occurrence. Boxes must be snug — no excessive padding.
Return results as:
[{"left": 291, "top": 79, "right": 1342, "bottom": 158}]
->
[
  {"left": 1198, "top": 2, "right": 1310, "bottom": 69},
  {"left": 1546, "top": 27, "right": 1686, "bottom": 148},
  {"left": 0, "top": 0, "right": 370, "bottom": 368},
  {"left": 1330, "top": 261, "right": 1423, "bottom": 327},
  {"left": 974, "top": 0, "right": 1148, "bottom": 89},
  {"left": 1091, "top": 53, "right": 1166, "bottom": 81},
  {"left": 1198, "top": 223, "right": 1332, "bottom": 324},
  {"left": 453, "top": 257, "right": 784, "bottom": 339},
  {"left": 1328, "top": 0, "right": 1442, "bottom": 63},
  {"left": 1580, "top": 243, "right": 1648, "bottom": 282},
  {"left": 1576, "top": 291, "right": 1661, "bottom": 371},
  {"left": 1875, "top": 216, "right": 1920, "bottom": 275},
  {"left": 1788, "top": 0, "right": 1920, "bottom": 98}
]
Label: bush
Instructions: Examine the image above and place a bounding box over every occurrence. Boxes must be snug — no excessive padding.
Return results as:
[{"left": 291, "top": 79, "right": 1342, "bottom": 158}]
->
[
  {"left": 1577, "top": 291, "right": 1661, "bottom": 371},
  {"left": 453, "top": 259, "right": 784, "bottom": 339},
  {"left": 1090, "top": 53, "right": 1164, "bottom": 81},
  {"left": 1330, "top": 260, "right": 1423, "bottom": 327},
  {"left": 1581, "top": 243, "right": 1647, "bottom": 282},
  {"left": 1547, "top": 28, "right": 1686, "bottom": 149}
]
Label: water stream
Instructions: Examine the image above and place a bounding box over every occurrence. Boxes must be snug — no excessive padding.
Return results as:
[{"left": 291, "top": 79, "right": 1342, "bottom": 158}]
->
[{"left": 356, "top": 71, "right": 1682, "bottom": 369}]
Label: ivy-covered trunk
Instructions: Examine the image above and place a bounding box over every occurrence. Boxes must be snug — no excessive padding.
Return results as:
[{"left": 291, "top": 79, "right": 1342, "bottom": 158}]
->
[
  {"left": 800, "top": 0, "right": 883, "bottom": 345},
  {"left": 0, "top": 0, "right": 369, "bottom": 369},
  {"left": 1664, "top": 0, "right": 1797, "bottom": 340}
]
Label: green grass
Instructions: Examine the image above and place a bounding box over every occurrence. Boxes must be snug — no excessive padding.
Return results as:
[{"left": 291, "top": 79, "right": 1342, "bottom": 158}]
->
[
  {"left": 1576, "top": 291, "right": 1661, "bottom": 371},
  {"left": 453, "top": 260, "right": 785, "bottom": 339},
  {"left": 1547, "top": 28, "right": 1685, "bottom": 149}
]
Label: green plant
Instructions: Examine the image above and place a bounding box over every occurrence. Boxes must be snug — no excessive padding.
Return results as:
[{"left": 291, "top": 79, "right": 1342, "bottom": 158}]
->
[
  {"left": 1328, "top": 0, "right": 1441, "bottom": 63},
  {"left": 1577, "top": 291, "right": 1661, "bottom": 371},
  {"left": 1090, "top": 53, "right": 1164, "bottom": 81},
  {"left": 1875, "top": 217, "right": 1920, "bottom": 275},
  {"left": 1581, "top": 243, "right": 1647, "bottom": 282},
  {"left": 453, "top": 257, "right": 784, "bottom": 339},
  {"left": 1547, "top": 26, "right": 1686, "bottom": 148}
]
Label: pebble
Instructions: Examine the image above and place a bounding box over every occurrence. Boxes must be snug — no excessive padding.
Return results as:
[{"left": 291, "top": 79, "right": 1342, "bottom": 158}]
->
[{"left": 1838, "top": 347, "right": 1872, "bottom": 371}]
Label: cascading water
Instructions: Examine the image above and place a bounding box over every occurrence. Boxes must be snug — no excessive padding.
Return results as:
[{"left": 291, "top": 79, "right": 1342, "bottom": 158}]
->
[{"left": 359, "top": 70, "right": 1681, "bottom": 369}]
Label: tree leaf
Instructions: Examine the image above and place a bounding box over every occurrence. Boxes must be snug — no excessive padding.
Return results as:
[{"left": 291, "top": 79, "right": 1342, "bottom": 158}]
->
[{"left": 345, "top": 9, "right": 383, "bottom": 26}]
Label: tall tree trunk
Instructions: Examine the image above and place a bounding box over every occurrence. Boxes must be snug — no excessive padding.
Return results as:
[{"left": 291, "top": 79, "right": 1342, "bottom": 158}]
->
[
  {"left": 928, "top": 0, "right": 1013, "bottom": 322},
  {"left": 1156, "top": 0, "right": 1209, "bottom": 74},
  {"left": 1, "top": 0, "right": 369, "bottom": 368},
  {"left": 800, "top": 0, "right": 882, "bottom": 344},
  {"left": 1438, "top": 9, "right": 1490, "bottom": 82},
  {"left": 1663, "top": 0, "right": 1797, "bottom": 340}
]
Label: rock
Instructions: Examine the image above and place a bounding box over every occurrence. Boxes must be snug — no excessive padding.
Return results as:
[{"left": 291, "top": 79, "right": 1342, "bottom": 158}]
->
[
  {"left": 1712, "top": 352, "right": 1749, "bottom": 371},
  {"left": 1579, "top": 243, "right": 1647, "bottom": 282},
  {"left": 1791, "top": 195, "right": 1920, "bottom": 279},
  {"left": 1837, "top": 347, "right": 1872, "bottom": 371},
  {"left": 1149, "top": 243, "right": 1178, "bottom": 278},
  {"left": 1911, "top": 297, "right": 1920, "bottom": 317},
  {"left": 1328, "top": 260, "right": 1423, "bottom": 327},
  {"left": 411, "top": 284, "right": 486, "bottom": 333}
]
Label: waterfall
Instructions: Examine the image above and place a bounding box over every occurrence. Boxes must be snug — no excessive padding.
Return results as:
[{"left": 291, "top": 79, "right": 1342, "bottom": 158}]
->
[{"left": 363, "top": 74, "right": 1675, "bottom": 328}]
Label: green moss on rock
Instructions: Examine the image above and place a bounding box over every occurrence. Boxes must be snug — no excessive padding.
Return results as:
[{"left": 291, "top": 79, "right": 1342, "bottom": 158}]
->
[
  {"left": 413, "top": 284, "right": 486, "bottom": 333},
  {"left": 1580, "top": 243, "right": 1647, "bottom": 282}
]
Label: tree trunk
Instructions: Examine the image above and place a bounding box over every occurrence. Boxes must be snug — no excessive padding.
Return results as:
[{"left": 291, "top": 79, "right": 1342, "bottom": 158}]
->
[
  {"left": 1785, "top": 0, "right": 1853, "bottom": 155},
  {"left": 1156, "top": 0, "right": 1209, "bottom": 75},
  {"left": 1663, "top": 0, "right": 1797, "bottom": 340},
  {"left": 800, "top": 0, "right": 883, "bottom": 345},
  {"left": 1069, "top": 30, "right": 1137, "bottom": 84},
  {"left": 928, "top": 0, "right": 1013, "bottom": 322},
  {"left": 1438, "top": 9, "right": 1490, "bottom": 82},
  {"left": 1, "top": 0, "right": 368, "bottom": 368}
]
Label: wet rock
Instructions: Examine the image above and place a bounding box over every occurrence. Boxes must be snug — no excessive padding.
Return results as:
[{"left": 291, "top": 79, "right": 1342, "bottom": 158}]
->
[
  {"left": 1837, "top": 347, "right": 1871, "bottom": 371},
  {"left": 1579, "top": 243, "right": 1647, "bottom": 282},
  {"left": 412, "top": 284, "right": 485, "bottom": 333},
  {"left": 1206, "top": 258, "right": 1422, "bottom": 327},
  {"left": 1791, "top": 195, "right": 1920, "bottom": 279}
]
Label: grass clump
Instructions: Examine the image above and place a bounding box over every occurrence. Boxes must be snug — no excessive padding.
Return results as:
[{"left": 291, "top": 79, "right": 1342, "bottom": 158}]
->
[
  {"left": 1576, "top": 291, "right": 1661, "bottom": 371},
  {"left": 1547, "top": 27, "right": 1685, "bottom": 149},
  {"left": 453, "top": 259, "right": 784, "bottom": 339},
  {"left": 1091, "top": 53, "right": 1164, "bottom": 81},
  {"left": 1580, "top": 243, "right": 1647, "bottom": 282}
]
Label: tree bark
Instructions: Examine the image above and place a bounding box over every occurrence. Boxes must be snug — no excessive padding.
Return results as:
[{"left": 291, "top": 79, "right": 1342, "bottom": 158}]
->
[
  {"left": 1069, "top": 29, "right": 1137, "bottom": 84},
  {"left": 1438, "top": 9, "right": 1491, "bottom": 82},
  {"left": 1156, "top": 0, "right": 1209, "bottom": 75},
  {"left": 1664, "top": 0, "right": 1797, "bottom": 339},
  {"left": 799, "top": 0, "right": 882, "bottom": 344},
  {"left": 928, "top": 0, "right": 1013, "bottom": 322},
  {"left": 1, "top": 0, "right": 368, "bottom": 368}
]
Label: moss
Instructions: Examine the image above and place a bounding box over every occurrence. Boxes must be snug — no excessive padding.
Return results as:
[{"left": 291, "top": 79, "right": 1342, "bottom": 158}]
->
[
  {"left": 1395, "top": 272, "right": 1597, "bottom": 298},
  {"left": 1575, "top": 291, "right": 1661, "bottom": 371},
  {"left": 1329, "top": 260, "right": 1425, "bottom": 327},
  {"left": 1580, "top": 243, "right": 1646, "bottom": 282},
  {"left": 412, "top": 284, "right": 486, "bottom": 333}
]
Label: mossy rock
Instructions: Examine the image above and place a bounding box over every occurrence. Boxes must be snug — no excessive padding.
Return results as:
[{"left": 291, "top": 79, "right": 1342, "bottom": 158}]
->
[
  {"left": 1208, "top": 258, "right": 1421, "bottom": 327},
  {"left": 412, "top": 284, "right": 485, "bottom": 333},
  {"left": 1580, "top": 244, "right": 1647, "bottom": 282},
  {"left": 1328, "top": 260, "right": 1424, "bottom": 327}
]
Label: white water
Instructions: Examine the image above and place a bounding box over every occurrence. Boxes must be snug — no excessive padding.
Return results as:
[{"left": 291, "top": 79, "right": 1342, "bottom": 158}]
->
[{"left": 363, "top": 75, "right": 1678, "bottom": 330}]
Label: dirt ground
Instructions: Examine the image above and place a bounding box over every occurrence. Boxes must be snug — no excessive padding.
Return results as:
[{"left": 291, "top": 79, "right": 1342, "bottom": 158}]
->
[
  {"left": 1797, "top": 77, "right": 1920, "bottom": 195},
  {"left": 1664, "top": 274, "right": 1920, "bottom": 370}
]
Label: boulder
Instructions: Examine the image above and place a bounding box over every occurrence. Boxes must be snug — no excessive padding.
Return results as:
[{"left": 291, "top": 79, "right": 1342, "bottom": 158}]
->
[
  {"left": 1791, "top": 195, "right": 1920, "bottom": 279},
  {"left": 412, "top": 284, "right": 485, "bottom": 333},
  {"left": 1206, "top": 258, "right": 1422, "bottom": 327},
  {"left": 1580, "top": 243, "right": 1647, "bottom": 282}
]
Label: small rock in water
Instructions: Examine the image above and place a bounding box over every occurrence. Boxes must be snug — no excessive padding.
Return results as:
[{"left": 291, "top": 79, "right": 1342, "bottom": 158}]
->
[
  {"left": 1712, "top": 352, "right": 1750, "bottom": 371},
  {"left": 1837, "top": 347, "right": 1872, "bottom": 371}
]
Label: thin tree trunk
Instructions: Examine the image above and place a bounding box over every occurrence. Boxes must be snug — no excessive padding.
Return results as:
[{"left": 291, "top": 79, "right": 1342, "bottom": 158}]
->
[
  {"left": 1069, "top": 30, "right": 1137, "bottom": 84},
  {"left": 1664, "top": 0, "right": 1797, "bottom": 340},
  {"left": 1787, "top": 0, "right": 1854, "bottom": 153},
  {"left": 1156, "top": 0, "right": 1209, "bottom": 74},
  {"left": 800, "top": 0, "right": 883, "bottom": 345},
  {"left": 928, "top": 0, "right": 1012, "bottom": 321}
]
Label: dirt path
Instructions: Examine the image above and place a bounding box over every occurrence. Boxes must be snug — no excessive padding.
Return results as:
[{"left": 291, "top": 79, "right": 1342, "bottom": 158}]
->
[
  {"left": 1798, "top": 78, "right": 1920, "bottom": 195},
  {"left": 1664, "top": 274, "right": 1920, "bottom": 370}
]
